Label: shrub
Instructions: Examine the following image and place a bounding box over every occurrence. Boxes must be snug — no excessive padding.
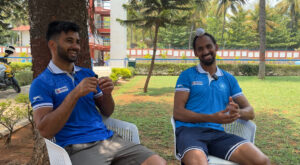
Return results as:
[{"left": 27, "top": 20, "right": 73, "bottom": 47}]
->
[
  {"left": 0, "top": 101, "right": 26, "bottom": 146},
  {"left": 110, "top": 72, "right": 118, "bottom": 84},
  {"left": 110, "top": 68, "right": 134, "bottom": 84},
  {"left": 144, "top": 54, "right": 152, "bottom": 59},
  {"left": 15, "top": 70, "right": 33, "bottom": 86},
  {"left": 15, "top": 94, "right": 34, "bottom": 131},
  {"left": 10, "top": 62, "right": 32, "bottom": 73},
  {"left": 120, "top": 68, "right": 132, "bottom": 79},
  {"left": 128, "top": 67, "right": 135, "bottom": 76}
]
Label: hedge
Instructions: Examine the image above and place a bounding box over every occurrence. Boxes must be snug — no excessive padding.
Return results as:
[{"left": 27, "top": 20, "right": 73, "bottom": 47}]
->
[
  {"left": 135, "top": 63, "right": 300, "bottom": 76},
  {"left": 10, "top": 62, "right": 32, "bottom": 73}
]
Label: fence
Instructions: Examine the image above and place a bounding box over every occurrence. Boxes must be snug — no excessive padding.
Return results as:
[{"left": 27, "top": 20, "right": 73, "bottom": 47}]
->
[{"left": 127, "top": 49, "right": 300, "bottom": 60}]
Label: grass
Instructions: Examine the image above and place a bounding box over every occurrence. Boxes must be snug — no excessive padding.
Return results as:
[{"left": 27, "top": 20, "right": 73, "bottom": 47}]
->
[{"left": 111, "top": 76, "right": 300, "bottom": 165}]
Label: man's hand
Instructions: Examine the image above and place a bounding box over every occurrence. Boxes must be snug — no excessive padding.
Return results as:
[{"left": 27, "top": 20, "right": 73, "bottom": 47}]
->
[
  {"left": 98, "top": 77, "right": 114, "bottom": 95},
  {"left": 228, "top": 96, "right": 240, "bottom": 116},
  {"left": 211, "top": 97, "right": 240, "bottom": 124},
  {"left": 74, "top": 77, "right": 98, "bottom": 98}
]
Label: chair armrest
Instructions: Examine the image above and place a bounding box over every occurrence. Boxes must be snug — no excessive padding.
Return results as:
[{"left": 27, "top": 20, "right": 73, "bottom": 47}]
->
[
  {"left": 222, "top": 119, "right": 256, "bottom": 143},
  {"left": 44, "top": 138, "right": 72, "bottom": 165},
  {"left": 103, "top": 117, "right": 140, "bottom": 144}
]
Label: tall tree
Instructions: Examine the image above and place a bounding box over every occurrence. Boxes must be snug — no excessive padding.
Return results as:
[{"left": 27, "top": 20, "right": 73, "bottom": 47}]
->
[
  {"left": 0, "top": 0, "right": 28, "bottom": 44},
  {"left": 27, "top": 0, "right": 91, "bottom": 164},
  {"left": 216, "top": 0, "right": 247, "bottom": 49},
  {"left": 276, "top": 0, "right": 300, "bottom": 35},
  {"left": 187, "top": 0, "right": 209, "bottom": 49},
  {"left": 258, "top": 0, "right": 266, "bottom": 79},
  {"left": 119, "top": 0, "right": 191, "bottom": 93}
]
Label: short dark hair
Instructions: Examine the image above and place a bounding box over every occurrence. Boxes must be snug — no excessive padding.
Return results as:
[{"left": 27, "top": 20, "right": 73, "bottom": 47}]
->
[
  {"left": 46, "top": 21, "right": 80, "bottom": 41},
  {"left": 192, "top": 33, "right": 217, "bottom": 51}
]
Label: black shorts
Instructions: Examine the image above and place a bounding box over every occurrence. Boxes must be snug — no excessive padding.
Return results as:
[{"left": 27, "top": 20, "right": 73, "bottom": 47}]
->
[{"left": 176, "top": 126, "right": 249, "bottom": 161}]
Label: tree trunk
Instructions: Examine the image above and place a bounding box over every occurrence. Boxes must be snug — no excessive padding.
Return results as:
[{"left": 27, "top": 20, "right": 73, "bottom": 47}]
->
[
  {"left": 130, "top": 24, "right": 133, "bottom": 48},
  {"left": 188, "top": 24, "right": 194, "bottom": 49},
  {"left": 28, "top": 0, "right": 91, "bottom": 78},
  {"left": 143, "top": 24, "right": 159, "bottom": 93},
  {"left": 4, "top": 129, "right": 13, "bottom": 146},
  {"left": 291, "top": 3, "right": 297, "bottom": 34},
  {"left": 258, "top": 0, "right": 266, "bottom": 79},
  {"left": 27, "top": 128, "right": 50, "bottom": 165},
  {"left": 28, "top": 0, "right": 90, "bottom": 164},
  {"left": 221, "top": 8, "right": 226, "bottom": 49}
]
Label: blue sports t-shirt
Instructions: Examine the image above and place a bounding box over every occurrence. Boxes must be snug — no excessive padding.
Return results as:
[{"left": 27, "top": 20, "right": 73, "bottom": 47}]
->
[
  {"left": 175, "top": 64, "right": 243, "bottom": 131},
  {"left": 29, "top": 61, "right": 113, "bottom": 147}
]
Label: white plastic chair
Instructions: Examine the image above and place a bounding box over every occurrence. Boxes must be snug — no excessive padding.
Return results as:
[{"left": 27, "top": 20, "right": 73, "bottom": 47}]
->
[
  {"left": 45, "top": 118, "right": 140, "bottom": 165},
  {"left": 171, "top": 117, "right": 256, "bottom": 165}
]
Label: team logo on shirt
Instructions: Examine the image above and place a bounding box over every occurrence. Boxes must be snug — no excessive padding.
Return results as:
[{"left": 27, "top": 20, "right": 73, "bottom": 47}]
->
[
  {"left": 192, "top": 81, "right": 203, "bottom": 85},
  {"left": 219, "top": 83, "right": 226, "bottom": 91},
  {"left": 55, "top": 86, "right": 69, "bottom": 94}
]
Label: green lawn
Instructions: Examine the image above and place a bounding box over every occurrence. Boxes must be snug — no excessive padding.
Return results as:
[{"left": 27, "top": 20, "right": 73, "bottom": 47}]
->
[{"left": 111, "top": 76, "right": 300, "bottom": 165}]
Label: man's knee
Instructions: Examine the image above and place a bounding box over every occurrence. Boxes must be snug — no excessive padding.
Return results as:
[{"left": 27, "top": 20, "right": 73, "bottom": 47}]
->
[
  {"left": 231, "top": 143, "right": 270, "bottom": 165},
  {"left": 182, "top": 150, "right": 208, "bottom": 165},
  {"left": 253, "top": 154, "right": 270, "bottom": 165},
  {"left": 141, "top": 154, "right": 166, "bottom": 165}
]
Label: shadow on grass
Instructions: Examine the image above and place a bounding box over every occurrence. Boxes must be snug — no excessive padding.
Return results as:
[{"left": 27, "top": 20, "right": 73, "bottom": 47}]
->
[
  {"left": 255, "top": 111, "right": 300, "bottom": 165},
  {"left": 135, "top": 87, "right": 174, "bottom": 96}
]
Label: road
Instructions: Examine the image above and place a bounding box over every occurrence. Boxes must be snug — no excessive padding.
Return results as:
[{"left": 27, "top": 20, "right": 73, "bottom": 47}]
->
[{"left": 0, "top": 85, "right": 30, "bottom": 100}]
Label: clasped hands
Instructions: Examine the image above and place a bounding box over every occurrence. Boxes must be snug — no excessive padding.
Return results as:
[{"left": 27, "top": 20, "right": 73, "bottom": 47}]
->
[
  {"left": 74, "top": 76, "right": 114, "bottom": 97},
  {"left": 212, "top": 97, "right": 240, "bottom": 124}
]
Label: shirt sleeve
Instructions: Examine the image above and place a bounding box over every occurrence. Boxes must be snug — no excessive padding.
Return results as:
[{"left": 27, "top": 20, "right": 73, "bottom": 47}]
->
[
  {"left": 175, "top": 71, "right": 191, "bottom": 92},
  {"left": 29, "top": 79, "right": 54, "bottom": 111}
]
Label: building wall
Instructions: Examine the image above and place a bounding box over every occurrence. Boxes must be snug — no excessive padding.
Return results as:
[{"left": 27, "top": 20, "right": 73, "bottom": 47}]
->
[
  {"left": 20, "top": 31, "right": 30, "bottom": 46},
  {"left": 109, "top": 0, "right": 127, "bottom": 67}
]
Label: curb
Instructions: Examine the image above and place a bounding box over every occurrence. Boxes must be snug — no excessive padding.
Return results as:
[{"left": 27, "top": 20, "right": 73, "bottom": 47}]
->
[{"left": 0, "top": 118, "right": 30, "bottom": 138}]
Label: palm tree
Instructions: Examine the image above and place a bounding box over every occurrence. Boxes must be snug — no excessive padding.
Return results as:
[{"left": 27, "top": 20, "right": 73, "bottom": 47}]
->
[
  {"left": 276, "top": 0, "right": 300, "bottom": 34},
  {"left": 216, "top": 0, "right": 247, "bottom": 48},
  {"left": 118, "top": 0, "right": 191, "bottom": 93},
  {"left": 245, "top": 2, "right": 278, "bottom": 33},
  {"left": 258, "top": 0, "right": 266, "bottom": 79},
  {"left": 187, "top": 0, "right": 209, "bottom": 49}
]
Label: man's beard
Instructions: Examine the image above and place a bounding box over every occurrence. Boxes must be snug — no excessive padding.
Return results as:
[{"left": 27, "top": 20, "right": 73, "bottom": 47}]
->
[
  {"left": 57, "top": 45, "right": 78, "bottom": 63},
  {"left": 200, "top": 53, "right": 216, "bottom": 66}
]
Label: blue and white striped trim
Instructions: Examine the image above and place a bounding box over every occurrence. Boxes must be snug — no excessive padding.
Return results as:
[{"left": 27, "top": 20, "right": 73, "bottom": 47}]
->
[
  {"left": 225, "top": 140, "right": 250, "bottom": 160},
  {"left": 175, "top": 88, "right": 190, "bottom": 92},
  {"left": 178, "top": 146, "right": 208, "bottom": 161},
  {"left": 32, "top": 103, "right": 53, "bottom": 111},
  {"left": 232, "top": 92, "right": 243, "bottom": 99},
  {"left": 94, "top": 91, "right": 103, "bottom": 98}
]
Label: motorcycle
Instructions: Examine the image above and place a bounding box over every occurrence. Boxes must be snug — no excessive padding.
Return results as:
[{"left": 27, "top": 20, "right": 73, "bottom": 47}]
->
[{"left": 0, "top": 46, "right": 21, "bottom": 93}]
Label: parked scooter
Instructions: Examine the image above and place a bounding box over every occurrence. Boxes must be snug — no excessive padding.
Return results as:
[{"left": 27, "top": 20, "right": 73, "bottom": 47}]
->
[{"left": 0, "top": 46, "right": 21, "bottom": 93}]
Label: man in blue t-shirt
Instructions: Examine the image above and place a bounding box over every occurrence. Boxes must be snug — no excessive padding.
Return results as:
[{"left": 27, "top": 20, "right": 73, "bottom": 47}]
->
[
  {"left": 30, "top": 21, "right": 166, "bottom": 165},
  {"left": 173, "top": 28, "right": 270, "bottom": 165}
]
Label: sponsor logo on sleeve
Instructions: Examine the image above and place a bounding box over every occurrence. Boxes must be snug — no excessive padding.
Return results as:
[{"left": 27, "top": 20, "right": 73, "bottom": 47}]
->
[
  {"left": 32, "top": 95, "right": 43, "bottom": 103},
  {"left": 55, "top": 86, "right": 69, "bottom": 94},
  {"left": 192, "top": 81, "right": 203, "bottom": 86},
  {"left": 176, "top": 84, "right": 183, "bottom": 88}
]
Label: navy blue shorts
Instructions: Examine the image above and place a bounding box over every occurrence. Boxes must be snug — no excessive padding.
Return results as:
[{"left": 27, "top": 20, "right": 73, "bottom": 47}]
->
[{"left": 176, "top": 127, "right": 249, "bottom": 161}]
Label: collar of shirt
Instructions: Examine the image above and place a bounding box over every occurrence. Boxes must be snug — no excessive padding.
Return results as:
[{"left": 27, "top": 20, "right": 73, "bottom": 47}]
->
[
  {"left": 196, "top": 64, "right": 223, "bottom": 77},
  {"left": 47, "top": 60, "right": 81, "bottom": 75}
]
